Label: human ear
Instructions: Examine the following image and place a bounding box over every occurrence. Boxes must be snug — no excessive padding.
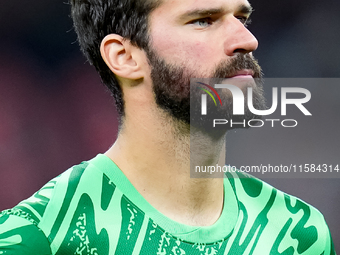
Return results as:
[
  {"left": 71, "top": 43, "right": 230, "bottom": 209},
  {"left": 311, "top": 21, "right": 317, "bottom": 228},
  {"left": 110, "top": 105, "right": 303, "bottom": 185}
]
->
[{"left": 100, "top": 34, "right": 144, "bottom": 80}]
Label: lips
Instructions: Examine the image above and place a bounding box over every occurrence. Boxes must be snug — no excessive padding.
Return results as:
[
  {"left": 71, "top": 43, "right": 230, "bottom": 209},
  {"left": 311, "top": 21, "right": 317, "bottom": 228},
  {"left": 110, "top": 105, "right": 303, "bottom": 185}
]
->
[{"left": 227, "top": 69, "right": 255, "bottom": 78}]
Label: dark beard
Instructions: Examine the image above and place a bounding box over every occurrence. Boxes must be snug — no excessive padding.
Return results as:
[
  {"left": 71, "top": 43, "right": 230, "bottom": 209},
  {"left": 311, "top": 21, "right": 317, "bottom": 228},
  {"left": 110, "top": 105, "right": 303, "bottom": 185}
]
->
[{"left": 146, "top": 47, "right": 266, "bottom": 137}]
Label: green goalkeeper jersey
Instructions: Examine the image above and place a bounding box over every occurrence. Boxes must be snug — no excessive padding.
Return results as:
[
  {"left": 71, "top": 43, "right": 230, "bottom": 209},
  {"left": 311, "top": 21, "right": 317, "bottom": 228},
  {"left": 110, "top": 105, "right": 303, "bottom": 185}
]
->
[{"left": 0, "top": 154, "right": 336, "bottom": 254}]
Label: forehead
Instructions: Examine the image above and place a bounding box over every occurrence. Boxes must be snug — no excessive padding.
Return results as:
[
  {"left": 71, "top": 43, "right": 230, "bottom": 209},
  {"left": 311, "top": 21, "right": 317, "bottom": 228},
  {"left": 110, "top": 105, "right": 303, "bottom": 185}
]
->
[{"left": 152, "top": 0, "right": 252, "bottom": 18}]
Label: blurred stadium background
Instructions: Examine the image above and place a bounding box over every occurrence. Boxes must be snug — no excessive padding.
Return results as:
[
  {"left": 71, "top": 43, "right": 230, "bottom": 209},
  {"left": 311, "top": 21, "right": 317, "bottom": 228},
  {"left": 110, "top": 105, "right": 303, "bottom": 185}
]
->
[{"left": 0, "top": 0, "right": 339, "bottom": 250}]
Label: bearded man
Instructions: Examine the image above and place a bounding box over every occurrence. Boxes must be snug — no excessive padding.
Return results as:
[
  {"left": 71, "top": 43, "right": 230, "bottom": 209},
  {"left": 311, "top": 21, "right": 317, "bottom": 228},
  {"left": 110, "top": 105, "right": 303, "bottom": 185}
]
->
[{"left": 0, "top": 0, "right": 336, "bottom": 254}]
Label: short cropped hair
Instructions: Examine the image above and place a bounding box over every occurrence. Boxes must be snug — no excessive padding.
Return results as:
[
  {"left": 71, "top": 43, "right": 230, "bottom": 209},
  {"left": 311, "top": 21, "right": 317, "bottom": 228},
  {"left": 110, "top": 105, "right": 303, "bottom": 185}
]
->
[{"left": 70, "top": 0, "right": 161, "bottom": 117}]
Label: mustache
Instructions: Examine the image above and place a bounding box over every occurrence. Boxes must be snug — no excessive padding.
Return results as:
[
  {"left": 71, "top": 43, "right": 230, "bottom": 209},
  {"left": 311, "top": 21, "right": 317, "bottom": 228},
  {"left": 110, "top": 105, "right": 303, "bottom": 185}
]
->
[{"left": 213, "top": 54, "right": 263, "bottom": 79}]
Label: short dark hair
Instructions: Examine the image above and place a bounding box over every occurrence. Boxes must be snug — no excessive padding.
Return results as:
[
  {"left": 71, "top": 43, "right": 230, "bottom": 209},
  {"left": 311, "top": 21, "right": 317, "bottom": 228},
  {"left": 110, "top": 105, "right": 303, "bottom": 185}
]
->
[{"left": 70, "top": 0, "right": 161, "bottom": 117}]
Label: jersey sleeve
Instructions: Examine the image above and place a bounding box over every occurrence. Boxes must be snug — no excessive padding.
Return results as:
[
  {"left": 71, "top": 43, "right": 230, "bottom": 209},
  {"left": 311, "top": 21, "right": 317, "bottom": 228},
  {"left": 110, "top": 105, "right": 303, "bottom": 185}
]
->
[
  {"left": 0, "top": 211, "right": 51, "bottom": 254},
  {"left": 0, "top": 176, "right": 59, "bottom": 255},
  {"left": 322, "top": 216, "right": 337, "bottom": 255},
  {"left": 328, "top": 234, "right": 337, "bottom": 255}
]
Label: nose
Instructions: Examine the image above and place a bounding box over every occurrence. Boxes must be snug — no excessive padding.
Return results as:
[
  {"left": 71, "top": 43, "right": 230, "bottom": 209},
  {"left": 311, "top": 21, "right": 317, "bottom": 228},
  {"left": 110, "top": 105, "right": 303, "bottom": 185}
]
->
[{"left": 224, "top": 17, "right": 258, "bottom": 56}]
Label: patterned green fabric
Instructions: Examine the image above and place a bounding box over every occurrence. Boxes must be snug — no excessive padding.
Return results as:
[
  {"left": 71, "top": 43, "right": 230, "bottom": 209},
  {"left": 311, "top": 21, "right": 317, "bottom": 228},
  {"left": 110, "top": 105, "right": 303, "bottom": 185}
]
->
[{"left": 0, "top": 154, "right": 336, "bottom": 254}]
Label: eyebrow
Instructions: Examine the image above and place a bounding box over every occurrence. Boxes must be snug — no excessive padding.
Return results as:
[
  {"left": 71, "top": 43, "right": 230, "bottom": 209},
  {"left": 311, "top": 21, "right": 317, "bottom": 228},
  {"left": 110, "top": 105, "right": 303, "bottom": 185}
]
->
[
  {"left": 177, "top": 4, "right": 254, "bottom": 21},
  {"left": 178, "top": 8, "right": 225, "bottom": 21},
  {"left": 238, "top": 4, "right": 254, "bottom": 15}
]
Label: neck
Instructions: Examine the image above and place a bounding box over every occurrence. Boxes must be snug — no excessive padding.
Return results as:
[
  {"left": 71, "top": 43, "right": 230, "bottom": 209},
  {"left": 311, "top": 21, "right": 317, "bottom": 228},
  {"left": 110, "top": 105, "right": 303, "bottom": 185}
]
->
[{"left": 105, "top": 106, "right": 226, "bottom": 226}]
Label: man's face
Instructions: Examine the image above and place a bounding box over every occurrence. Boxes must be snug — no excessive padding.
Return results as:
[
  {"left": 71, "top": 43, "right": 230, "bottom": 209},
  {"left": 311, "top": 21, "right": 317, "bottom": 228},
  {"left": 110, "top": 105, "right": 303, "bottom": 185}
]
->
[{"left": 145, "top": 0, "right": 265, "bottom": 133}]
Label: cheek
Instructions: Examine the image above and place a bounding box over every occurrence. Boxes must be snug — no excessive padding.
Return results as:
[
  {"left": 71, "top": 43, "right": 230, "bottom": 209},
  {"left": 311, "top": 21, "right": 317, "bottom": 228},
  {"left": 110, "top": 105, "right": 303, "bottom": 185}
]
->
[
  {"left": 186, "top": 41, "right": 213, "bottom": 60},
  {"left": 151, "top": 28, "right": 217, "bottom": 65}
]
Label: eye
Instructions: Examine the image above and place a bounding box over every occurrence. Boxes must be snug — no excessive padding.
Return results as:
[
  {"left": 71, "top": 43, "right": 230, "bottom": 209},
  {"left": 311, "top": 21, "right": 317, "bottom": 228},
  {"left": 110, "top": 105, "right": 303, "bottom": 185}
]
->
[
  {"left": 191, "top": 18, "right": 213, "bottom": 28},
  {"left": 237, "top": 16, "right": 252, "bottom": 27}
]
